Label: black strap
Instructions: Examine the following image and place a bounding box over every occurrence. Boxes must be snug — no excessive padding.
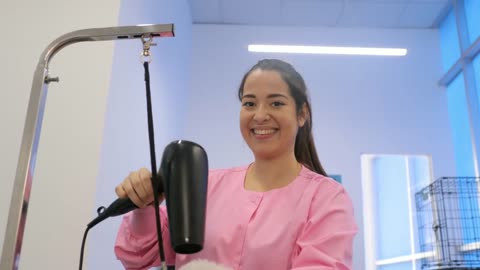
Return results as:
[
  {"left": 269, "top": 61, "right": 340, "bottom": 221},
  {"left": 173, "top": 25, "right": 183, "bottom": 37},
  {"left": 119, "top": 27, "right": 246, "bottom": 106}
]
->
[{"left": 143, "top": 61, "right": 167, "bottom": 267}]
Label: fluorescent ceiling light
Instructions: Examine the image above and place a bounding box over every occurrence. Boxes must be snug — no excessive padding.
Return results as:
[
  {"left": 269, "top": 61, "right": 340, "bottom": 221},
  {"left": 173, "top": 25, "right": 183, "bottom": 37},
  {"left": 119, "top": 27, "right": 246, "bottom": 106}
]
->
[{"left": 248, "top": 44, "right": 407, "bottom": 56}]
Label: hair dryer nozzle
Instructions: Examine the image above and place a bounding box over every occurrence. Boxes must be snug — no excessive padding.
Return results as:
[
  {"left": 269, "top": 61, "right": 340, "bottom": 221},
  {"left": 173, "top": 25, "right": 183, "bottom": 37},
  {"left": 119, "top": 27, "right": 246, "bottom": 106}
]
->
[{"left": 161, "top": 140, "right": 208, "bottom": 254}]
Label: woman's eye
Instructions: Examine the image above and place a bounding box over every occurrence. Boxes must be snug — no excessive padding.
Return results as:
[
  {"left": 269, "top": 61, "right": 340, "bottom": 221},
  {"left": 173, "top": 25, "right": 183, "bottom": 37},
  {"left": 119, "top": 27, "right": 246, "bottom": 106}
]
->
[
  {"left": 272, "top": 101, "right": 285, "bottom": 107},
  {"left": 243, "top": 101, "right": 255, "bottom": 107}
]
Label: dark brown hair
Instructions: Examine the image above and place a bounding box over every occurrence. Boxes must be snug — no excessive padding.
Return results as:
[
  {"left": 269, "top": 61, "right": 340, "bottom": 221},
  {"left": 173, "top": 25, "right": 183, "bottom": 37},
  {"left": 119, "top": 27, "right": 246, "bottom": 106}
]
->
[{"left": 237, "top": 59, "right": 327, "bottom": 176}]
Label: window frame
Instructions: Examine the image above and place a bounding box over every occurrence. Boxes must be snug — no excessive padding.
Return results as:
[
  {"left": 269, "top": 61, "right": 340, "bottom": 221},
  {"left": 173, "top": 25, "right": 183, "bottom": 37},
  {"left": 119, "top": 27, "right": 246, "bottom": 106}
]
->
[{"left": 361, "top": 154, "right": 435, "bottom": 270}]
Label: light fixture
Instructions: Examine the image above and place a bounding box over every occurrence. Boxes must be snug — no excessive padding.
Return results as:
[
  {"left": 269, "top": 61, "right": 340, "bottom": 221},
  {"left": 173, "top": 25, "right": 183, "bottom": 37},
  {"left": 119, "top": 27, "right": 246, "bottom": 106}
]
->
[{"left": 248, "top": 44, "right": 407, "bottom": 56}]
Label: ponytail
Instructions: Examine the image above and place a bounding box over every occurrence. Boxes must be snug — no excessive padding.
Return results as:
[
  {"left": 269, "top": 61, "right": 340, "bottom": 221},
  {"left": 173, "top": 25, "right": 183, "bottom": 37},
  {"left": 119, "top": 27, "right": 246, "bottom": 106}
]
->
[{"left": 294, "top": 102, "right": 327, "bottom": 176}]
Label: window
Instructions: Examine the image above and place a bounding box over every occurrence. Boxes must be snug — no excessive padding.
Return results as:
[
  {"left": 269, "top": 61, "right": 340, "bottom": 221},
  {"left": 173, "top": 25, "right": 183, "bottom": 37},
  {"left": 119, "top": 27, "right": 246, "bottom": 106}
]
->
[
  {"left": 439, "top": 0, "right": 480, "bottom": 176},
  {"left": 362, "top": 154, "right": 433, "bottom": 270},
  {"left": 446, "top": 73, "right": 477, "bottom": 176},
  {"left": 464, "top": 0, "right": 480, "bottom": 43},
  {"left": 439, "top": 9, "right": 461, "bottom": 72},
  {"left": 473, "top": 55, "right": 480, "bottom": 115}
]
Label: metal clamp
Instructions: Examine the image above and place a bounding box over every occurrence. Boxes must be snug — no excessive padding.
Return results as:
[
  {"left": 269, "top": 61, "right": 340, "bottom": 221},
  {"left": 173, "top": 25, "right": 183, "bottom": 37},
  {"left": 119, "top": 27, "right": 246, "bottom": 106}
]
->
[
  {"left": 44, "top": 75, "right": 59, "bottom": 84},
  {"left": 141, "top": 35, "right": 157, "bottom": 63}
]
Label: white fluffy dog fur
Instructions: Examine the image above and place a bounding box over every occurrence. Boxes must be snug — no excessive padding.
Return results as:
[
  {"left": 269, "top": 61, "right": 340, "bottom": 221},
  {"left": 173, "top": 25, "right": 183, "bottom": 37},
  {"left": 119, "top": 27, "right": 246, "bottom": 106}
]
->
[{"left": 178, "top": 260, "right": 234, "bottom": 270}]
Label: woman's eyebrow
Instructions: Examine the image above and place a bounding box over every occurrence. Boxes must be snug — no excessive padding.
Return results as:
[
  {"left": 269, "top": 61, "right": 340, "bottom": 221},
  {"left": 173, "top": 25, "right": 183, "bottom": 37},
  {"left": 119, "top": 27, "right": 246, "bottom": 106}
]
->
[
  {"left": 242, "top": 93, "right": 289, "bottom": 99},
  {"left": 267, "top": 93, "right": 288, "bottom": 99},
  {"left": 242, "top": 94, "right": 256, "bottom": 99}
]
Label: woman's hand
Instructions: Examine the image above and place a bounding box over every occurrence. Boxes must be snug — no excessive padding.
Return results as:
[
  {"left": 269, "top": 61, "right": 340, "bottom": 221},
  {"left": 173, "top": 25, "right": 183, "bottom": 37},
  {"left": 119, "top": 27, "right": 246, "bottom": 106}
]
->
[{"left": 115, "top": 168, "right": 164, "bottom": 208}]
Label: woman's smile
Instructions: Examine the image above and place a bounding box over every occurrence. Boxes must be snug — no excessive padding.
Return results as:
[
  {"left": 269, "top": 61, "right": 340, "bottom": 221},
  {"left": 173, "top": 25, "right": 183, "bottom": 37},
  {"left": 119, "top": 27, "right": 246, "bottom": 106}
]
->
[{"left": 251, "top": 128, "right": 278, "bottom": 139}]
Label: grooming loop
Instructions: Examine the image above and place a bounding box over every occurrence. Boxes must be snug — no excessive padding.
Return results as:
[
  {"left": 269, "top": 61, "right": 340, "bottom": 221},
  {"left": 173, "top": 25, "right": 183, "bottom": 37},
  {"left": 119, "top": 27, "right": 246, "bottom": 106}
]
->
[{"left": 1, "top": 24, "right": 175, "bottom": 270}]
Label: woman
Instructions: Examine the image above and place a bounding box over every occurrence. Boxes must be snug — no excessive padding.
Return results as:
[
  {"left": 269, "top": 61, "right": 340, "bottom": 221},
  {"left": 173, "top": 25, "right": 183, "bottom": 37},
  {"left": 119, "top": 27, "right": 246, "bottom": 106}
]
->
[{"left": 114, "top": 59, "right": 358, "bottom": 270}]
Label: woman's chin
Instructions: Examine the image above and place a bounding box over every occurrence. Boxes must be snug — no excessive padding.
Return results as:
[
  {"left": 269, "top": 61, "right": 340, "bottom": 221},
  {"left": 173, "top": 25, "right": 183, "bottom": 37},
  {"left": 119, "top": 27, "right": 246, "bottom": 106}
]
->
[
  {"left": 253, "top": 146, "right": 290, "bottom": 160},
  {"left": 253, "top": 151, "right": 277, "bottom": 160}
]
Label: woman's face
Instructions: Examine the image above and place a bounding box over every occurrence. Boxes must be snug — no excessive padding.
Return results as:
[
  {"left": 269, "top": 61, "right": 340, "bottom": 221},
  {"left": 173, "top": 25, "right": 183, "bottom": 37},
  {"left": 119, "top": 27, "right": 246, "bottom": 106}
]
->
[{"left": 240, "top": 69, "right": 306, "bottom": 160}]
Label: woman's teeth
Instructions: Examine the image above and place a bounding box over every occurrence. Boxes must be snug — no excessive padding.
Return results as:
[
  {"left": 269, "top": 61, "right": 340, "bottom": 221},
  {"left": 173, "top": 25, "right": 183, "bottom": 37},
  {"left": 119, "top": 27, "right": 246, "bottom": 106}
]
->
[{"left": 253, "top": 129, "right": 275, "bottom": 135}]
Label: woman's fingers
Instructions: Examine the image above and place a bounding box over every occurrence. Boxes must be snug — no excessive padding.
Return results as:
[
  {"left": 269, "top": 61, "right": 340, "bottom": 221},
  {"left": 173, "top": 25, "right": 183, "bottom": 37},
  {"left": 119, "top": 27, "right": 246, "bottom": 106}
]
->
[
  {"left": 116, "top": 168, "right": 162, "bottom": 208},
  {"left": 138, "top": 168, "right": 154, "bottom": 205},
  {"left": 123, "top": 174, "right": 147, "bottom": 207},
  {"left": 115, "top": 184, "right": 127, "bottom": 198}
]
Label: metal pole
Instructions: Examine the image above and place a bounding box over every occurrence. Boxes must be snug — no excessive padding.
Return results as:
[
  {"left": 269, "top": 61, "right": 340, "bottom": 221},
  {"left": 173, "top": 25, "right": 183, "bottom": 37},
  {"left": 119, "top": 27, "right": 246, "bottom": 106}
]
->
[{"left": 0, "top": 24, "right": 175, "bottom": 270}]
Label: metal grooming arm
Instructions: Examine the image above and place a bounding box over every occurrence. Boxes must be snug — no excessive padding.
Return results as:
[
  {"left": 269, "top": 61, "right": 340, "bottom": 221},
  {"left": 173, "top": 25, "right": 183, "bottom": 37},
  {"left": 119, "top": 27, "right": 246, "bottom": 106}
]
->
[{"left": 0, "top": 24, "right": 175, "bottom": 270}]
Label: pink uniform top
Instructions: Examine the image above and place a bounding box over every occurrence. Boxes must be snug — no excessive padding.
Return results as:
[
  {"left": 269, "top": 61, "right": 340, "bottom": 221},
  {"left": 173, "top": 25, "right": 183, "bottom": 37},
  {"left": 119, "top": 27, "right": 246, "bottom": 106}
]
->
[{"left": 115, "top": 165, "right": 358, "bottom": 270}]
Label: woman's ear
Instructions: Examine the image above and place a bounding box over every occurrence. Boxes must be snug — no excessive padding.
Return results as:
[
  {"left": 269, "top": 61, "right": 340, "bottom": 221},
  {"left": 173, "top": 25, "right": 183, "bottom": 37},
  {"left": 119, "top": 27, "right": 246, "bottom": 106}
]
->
[{"left": 298, "top": 103, "right": 309, "bottom": 128}]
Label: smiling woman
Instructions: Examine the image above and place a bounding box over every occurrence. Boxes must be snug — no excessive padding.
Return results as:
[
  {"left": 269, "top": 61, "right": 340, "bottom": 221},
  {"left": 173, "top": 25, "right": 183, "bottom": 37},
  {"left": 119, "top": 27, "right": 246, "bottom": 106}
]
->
[
  {"left": 237, "top": 59, "right": 327, "bottom": 176},
  {"left": 239, "top": 69, "right": 304, "bottom": 164},
  {"left": 114, "top": 59, "right": 358, "bottom": 270}
]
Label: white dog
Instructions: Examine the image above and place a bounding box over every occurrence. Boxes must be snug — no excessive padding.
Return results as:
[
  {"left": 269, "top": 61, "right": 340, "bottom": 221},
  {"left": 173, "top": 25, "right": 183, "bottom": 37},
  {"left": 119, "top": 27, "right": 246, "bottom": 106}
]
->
[{"left": 178, "top": 260, "right": 234, "bottom": 270}]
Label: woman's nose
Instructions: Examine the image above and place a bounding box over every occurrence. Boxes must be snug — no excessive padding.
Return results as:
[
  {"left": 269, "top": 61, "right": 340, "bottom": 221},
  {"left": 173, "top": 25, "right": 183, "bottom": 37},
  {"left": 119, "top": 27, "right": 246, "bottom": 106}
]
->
[{"left": 253, "top": 106, "right": 270, "bottom": 122}]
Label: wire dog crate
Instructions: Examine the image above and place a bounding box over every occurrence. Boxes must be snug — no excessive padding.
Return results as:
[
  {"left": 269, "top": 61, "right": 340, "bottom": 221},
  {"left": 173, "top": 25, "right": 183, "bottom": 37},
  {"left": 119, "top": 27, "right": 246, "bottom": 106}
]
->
[{"left": 416, "top": 177, "right": 480, "bottom": 269}]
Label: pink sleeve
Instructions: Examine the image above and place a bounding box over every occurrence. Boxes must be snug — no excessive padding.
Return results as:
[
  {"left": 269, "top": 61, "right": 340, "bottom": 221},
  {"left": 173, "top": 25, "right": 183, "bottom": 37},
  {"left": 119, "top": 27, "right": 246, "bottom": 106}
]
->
[
  {"left": 114, "top": 206, "right": 176, "bottom": 269},
  {"left": 291, "top": 185, "right": 358, "bottom": 270}
]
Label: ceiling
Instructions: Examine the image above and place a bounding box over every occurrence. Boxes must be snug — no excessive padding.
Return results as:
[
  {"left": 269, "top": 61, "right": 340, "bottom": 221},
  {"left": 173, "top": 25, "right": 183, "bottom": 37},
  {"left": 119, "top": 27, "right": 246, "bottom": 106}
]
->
[{"left": 188, "top": 0, "right": 452, "bottom": 29}]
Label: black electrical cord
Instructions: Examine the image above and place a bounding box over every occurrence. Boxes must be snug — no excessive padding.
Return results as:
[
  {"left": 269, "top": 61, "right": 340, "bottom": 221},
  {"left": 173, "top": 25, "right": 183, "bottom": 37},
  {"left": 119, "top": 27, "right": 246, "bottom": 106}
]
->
[
  {"left": 77, "top": 61, "right": 166, "bottom": 270},
  {"left": 144, "top": 61, "right": 167, "bottom": 267},
  {"left": 79, "top": 227, "right": 90, "bottom": 270}
]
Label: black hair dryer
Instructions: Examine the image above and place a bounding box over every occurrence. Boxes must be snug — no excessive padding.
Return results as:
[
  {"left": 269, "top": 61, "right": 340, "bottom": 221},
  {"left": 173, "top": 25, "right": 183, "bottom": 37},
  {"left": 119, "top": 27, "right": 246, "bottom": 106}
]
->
[{"left": 160, "top": 140, "right": 208, "bottom": 254}]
